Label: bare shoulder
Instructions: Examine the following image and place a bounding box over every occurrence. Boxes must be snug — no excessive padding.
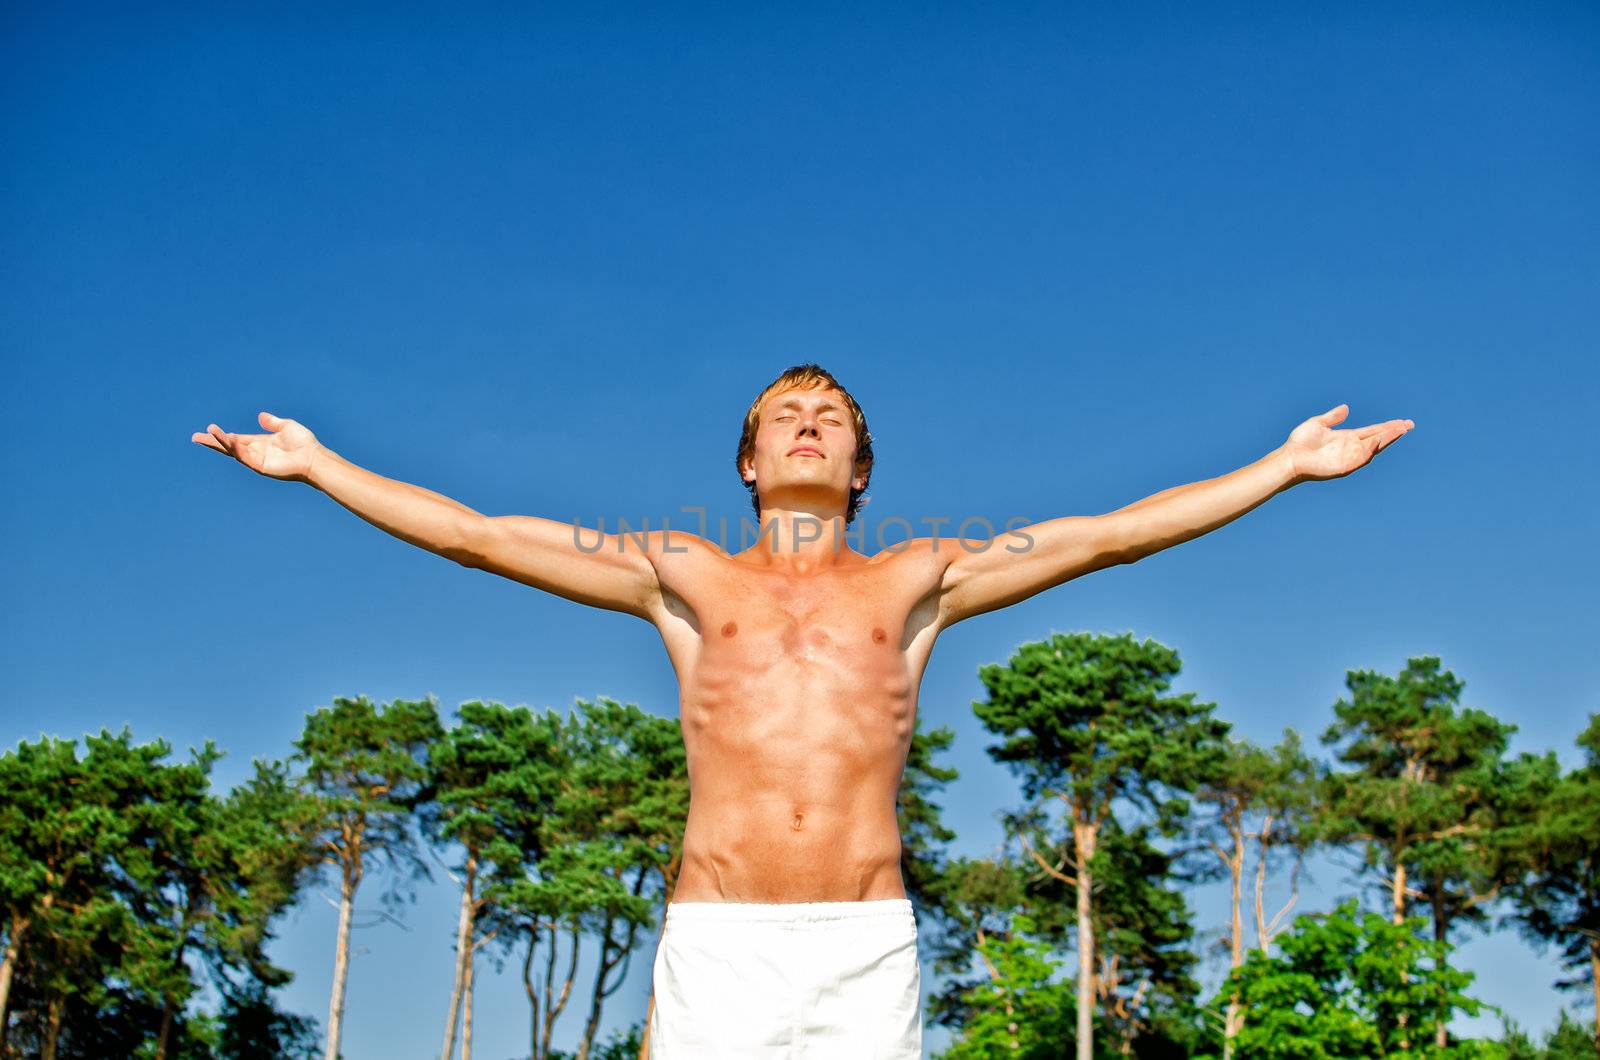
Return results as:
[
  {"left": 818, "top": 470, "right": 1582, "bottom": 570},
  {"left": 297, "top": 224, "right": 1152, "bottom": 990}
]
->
[
  {"left": 865, "top": 536, "right": 956, "bottom": 595},
  {"left": 630, "top": 528, "right": 727, "bottom": 572}
]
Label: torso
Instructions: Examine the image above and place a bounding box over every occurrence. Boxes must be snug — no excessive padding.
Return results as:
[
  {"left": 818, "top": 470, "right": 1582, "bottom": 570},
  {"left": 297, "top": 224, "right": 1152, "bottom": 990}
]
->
[{"left": 645, "top": 534, "right": 951, "bottom": 903}]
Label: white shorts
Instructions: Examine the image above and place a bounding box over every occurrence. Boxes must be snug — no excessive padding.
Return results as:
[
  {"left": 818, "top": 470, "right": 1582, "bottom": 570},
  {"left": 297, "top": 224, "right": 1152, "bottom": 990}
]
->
[{"left": 648, "top": 898, "right": 923, "bottom": 1059}]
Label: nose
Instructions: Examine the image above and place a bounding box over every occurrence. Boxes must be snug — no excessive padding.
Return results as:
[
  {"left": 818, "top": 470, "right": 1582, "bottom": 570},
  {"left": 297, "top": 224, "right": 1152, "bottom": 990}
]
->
[{"left": 796, "top": 416, "right": 821, "bottom": 439}]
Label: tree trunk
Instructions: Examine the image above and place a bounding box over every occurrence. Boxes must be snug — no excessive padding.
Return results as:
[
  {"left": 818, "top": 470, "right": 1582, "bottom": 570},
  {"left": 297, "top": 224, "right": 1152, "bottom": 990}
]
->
[
  {"left": 325, "top": 858, "right": 361, "bottom": 1060},
  {"left": 1391, "top": 861, "right": 1407, "bottom": 924},
  {"left": 462, "top": 929, "right": 476, "bottom": 1060},
  {"left": 541, "top": 920, "right": 580, "bottom": 1060},
  {"left": 541, "top": 921, "right": 560, "bottom": 1060},
  {"left": 581, "top": 870, "right": 648, "bottom": 1060},
  {"left": 1388, "top": 855, "right": 1412, "bottom": 1051},
  {"left": 41, "top": 995, "right": 62, "bottom": 1060},
  {"left": 0, "top": 912, "right": 26, "bottom": 1039},
  {"left": 578, "top": 912, "right": 616, "bottom": 1060},
  {"left": 1074, "top": 815, "right": 1097, "bottom": 1060},
  {"left": 157, "top": 998, "right": 175, "bottom": 1060},
  {"left": 1433, "top": 893, "right": 1449, "bottom": 1049},
  {"left": 1223, "top": 818, "right": 1245, "bottom": 1059},
  {"left": 441, "top": 865, "right": 475, "bottom": 1060},
  {"left": 155, "top": 916, "right": 196, "bottom": 1060},
  {"left": 522, "top": 928, "right": 541, "bottom": 1060},
  {"left": 1252, "top": 828, "right": 1270, "bottom": 953}
]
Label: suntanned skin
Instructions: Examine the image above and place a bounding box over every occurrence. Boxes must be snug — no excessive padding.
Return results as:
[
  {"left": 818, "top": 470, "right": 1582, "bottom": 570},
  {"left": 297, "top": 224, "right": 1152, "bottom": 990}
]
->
[{"left": 193, "top": 390, "right": 1414, "bottom": 903}]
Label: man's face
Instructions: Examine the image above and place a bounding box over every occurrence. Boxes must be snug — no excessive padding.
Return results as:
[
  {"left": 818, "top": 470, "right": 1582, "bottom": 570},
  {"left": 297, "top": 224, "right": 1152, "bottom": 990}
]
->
[{"left": 742, "top": 387, "right": 863, "bottom": 514}]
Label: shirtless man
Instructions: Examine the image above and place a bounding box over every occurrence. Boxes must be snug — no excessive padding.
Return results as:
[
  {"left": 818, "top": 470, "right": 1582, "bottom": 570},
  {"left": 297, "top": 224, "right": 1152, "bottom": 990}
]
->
[{"left": 192, "top": 364, "right": 1413, "bottom": 1057}]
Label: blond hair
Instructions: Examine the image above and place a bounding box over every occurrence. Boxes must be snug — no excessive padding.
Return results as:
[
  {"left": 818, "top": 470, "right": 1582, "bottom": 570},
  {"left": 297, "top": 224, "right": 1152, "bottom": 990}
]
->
[{"left": 736, "top": 364, "right": 874, "bottom": 525}]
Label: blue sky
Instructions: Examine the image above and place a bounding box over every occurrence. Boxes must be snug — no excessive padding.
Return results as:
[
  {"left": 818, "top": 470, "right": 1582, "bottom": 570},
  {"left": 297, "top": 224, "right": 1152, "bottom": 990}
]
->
[{"left": 3, "top": 2, "right": 1596, "bottom": 1055}]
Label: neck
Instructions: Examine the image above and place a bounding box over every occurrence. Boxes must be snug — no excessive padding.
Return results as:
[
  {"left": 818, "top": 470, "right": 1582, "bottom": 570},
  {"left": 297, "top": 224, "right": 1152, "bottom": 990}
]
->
[{"left": 740, "top": 507, "right": 859, "bottom": 571}]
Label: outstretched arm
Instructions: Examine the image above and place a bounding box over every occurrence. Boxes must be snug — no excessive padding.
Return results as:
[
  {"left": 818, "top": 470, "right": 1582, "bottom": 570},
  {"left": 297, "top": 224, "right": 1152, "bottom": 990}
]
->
[
  {"left": 935, "top": 404, "right": 1415, "bottom": 626},
  {"left": 192, "top": 412, "right": 663, "bottom": 619}
]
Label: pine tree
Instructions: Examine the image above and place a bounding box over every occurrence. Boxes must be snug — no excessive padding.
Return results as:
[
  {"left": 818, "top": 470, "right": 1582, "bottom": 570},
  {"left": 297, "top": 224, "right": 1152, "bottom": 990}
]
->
[
  {"left": 972, "top": 630, "right": 1228, "bottom": 1060},
  {"left": 291, "top": 693, "right": 443, "bottom": 1060},
  {"left": 1319, "top": 656, "right": 1512, "bottom": 931},
  {"left": 1507, "top": 713, "right": 1600, "bottom": 1044}
]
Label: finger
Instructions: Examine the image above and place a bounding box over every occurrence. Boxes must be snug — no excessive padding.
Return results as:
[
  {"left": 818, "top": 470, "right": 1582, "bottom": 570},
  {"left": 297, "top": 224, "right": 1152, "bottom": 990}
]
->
[
  {"left": 1379, "top": 420, "right": 1413, "bottom": 446},
  {"left": 260, "top": 411, "right": 282, "bottom": 431},
  {"left": 192, "top": 433, "right": 228, "bottom": 454},
  {"left": 1372, "top": 424, "right": 1408, "bottom": 453},
  {"left": 208, "top": 424, "right": 235, "bottom": 456},
  {"left": 1354, "top": 419, "right": 1414, "bottom": 441},
  {"left": 1316, "top": 403, "right": 1349, "bottom": 426}
]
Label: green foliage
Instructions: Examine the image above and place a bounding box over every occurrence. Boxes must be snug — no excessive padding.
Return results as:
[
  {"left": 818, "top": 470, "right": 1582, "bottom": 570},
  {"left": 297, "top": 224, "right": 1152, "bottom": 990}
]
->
[
  {"left": 1496, "top": 1010, "right": 1596, "bottom": 1059},
  {"left": 898, "top": 717, "right": 960, "bottom": 921},
  {"left": 1505, "top": 714, "right": 1600, "bottom": 1012},
  {"left": 1319, "top": 657, "right": 1518, "bottom": 936},
  {"left": 455, "top": 697, "right": 689, "bottom": 1059},
  {"left": 1193, "top": 728, "right": 1319, "bottom": 915},
  {"left": 973, "top": 631, "right": 1229, "bottom": 827},
  {"left": 2, "top": 653, "right": 1591, "bottom": 1056},
  {"left": 1537, "top": 1010, "right": 1597, "bottom": 1059},
  {"left": 424, "top": 700, "right": 565, "bottom": 873},
  {"left": 936, "top": 913, "right": 1076, "bottom": 1059},
  {"left": 213, "top": 977, "right": 322, "bottom": 1059},
  {"left": 549, "top": 1018, "right": 645, "bottom": 1060},
  {"left": 490, "top": 696, "right": 687, "bottom": 939},
  {"left": 1090, "top": 819, "right": 1205, "bottom": 1041},
  {"left": 972, "top": 630, "right": 1226, "bottom": 1054},
  {"left": 292, "top": 693, "right": 444, "bottom": 896},
  {"left": 0, "top": 730, "right": 318, "bottom": 1057},
  {"left": 925, "top": 856, "right": 1029, "bottom": 973},
  {"left": 1209, "top": 899, "right": 1497, "bottom": 1057},
  {"left": 556, "top": 697, "right": 688, "bottom": 1052}
]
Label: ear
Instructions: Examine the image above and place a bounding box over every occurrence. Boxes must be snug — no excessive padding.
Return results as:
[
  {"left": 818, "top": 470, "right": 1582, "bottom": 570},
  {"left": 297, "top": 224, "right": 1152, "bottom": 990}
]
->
[{"left": 741, "top": 456, "right": 756, "bottom": 483}]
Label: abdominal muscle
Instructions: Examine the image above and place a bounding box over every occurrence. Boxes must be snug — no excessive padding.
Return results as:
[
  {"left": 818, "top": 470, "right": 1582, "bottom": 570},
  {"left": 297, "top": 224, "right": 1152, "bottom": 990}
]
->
[
  {"left": 669, "top": 687, "right": 915, "bottom": 903},
  {"left": 673, "top": 788, "right": 906, "bottom": 903},
  {"left": 668, "top": 797, "right": 908, "bottom": 903}
]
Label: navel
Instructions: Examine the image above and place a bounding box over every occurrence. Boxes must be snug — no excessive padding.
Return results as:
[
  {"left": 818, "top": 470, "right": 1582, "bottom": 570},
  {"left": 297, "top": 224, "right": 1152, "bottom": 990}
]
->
[
  {"left": 872, "top": 627, "right": 887, "bottom": 644},
  {"left": 790, "top": 812, "right": 804, "bottom": 832},
  {"left": 721, "top": 621, "right": 738, "bottom": 638}
]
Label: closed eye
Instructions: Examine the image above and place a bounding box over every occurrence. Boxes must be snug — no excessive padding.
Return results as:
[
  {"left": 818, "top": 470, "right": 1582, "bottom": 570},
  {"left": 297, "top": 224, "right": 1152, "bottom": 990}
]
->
[{"left": 772, "top": 415, "right": 844, "bottom": 427}]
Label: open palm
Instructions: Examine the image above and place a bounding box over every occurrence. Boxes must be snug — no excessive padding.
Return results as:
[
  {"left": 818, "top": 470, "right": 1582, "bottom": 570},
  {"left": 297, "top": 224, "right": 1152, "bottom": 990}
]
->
[
  {"left": 1284, "top": 404, "right": 1414, "bottom": 482},
  {"left": 190, "top": 411, "right": 319, "bottom": 482}
]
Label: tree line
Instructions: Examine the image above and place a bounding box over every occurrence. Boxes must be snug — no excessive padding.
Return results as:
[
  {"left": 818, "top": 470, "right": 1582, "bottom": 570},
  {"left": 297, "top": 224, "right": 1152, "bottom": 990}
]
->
[{"left": 1, "top": 637, "right": 1595, "bottom": 1058}]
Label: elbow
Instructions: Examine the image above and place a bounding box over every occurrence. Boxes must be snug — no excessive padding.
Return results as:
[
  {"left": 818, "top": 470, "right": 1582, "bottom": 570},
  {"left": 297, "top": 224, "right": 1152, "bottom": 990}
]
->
[
  {"left": 1096, "top": 513, "right": 1142, "bottom": 567},
  {"left": 443, "top": 515, "right": 487, "bottom": 568}
]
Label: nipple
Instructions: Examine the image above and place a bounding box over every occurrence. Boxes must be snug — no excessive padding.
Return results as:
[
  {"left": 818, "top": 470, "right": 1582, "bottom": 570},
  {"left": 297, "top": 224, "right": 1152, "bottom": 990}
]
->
[
  {"left": 790, "top": 812, "right": 804, "bottom": 832},
  {"left": 872, "top": 627, "right": 887, "bottom": 644},
  {"left": 721, "top": 621, "right": 737, "bottom": 638}
]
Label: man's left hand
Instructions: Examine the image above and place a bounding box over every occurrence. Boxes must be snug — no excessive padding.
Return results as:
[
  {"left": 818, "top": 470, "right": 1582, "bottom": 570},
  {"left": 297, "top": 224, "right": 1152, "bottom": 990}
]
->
[{"left": 1283, "top": 404, "right": 1415, "bottom": 483}]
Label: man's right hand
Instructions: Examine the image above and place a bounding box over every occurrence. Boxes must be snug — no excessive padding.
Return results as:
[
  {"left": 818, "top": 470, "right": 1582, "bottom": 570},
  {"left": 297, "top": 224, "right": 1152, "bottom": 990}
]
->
[{"left": 191, "top": 412, "right": 320, "bottom": 483}]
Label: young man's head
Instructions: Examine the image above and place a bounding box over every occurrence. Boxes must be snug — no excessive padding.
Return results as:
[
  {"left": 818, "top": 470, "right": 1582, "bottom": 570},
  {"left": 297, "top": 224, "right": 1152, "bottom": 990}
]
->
[{"left": 737, "top": 364, "right": 874, "bottom": 526}]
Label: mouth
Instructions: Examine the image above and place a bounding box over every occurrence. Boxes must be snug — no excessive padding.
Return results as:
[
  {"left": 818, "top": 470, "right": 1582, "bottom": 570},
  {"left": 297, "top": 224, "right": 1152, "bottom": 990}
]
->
[{"left": 788, "top": 447, "right": 824, "bottom": 458}]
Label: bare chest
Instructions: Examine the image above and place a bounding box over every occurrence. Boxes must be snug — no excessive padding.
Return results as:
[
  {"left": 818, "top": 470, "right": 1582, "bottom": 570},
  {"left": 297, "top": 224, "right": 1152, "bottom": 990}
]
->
[{"left": 652, "top": 547, "right": 947, "bottom": 704}]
